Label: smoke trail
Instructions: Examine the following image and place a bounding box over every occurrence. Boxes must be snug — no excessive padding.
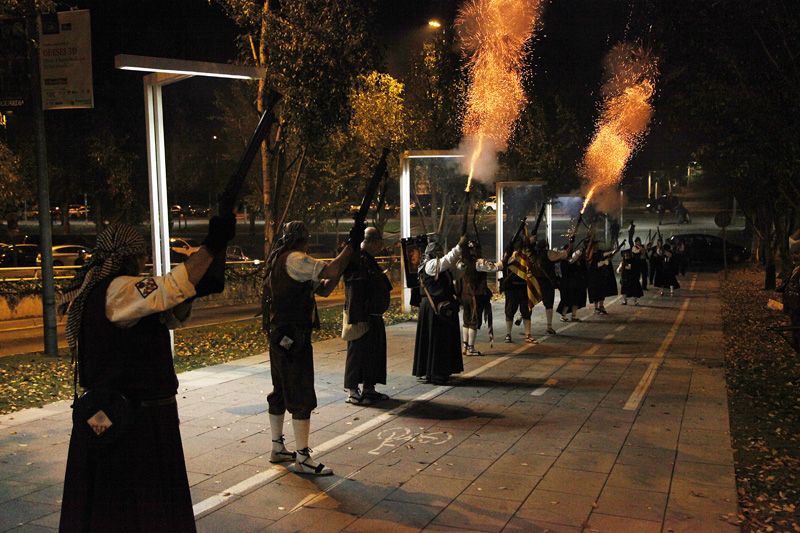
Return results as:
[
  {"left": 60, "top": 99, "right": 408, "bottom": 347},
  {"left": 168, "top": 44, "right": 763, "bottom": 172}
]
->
[
  {"left": 580, "top": 43, "right": 658, "bottom": 213},
  {"left": 456, "top": 0, "right": 545, "bottom": 190}
]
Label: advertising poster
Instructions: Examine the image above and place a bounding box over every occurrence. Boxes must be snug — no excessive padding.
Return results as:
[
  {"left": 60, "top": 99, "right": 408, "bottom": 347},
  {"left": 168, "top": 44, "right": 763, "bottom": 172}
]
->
[{"left": 39, "top": 10, "right": 93, "bottom": 110}]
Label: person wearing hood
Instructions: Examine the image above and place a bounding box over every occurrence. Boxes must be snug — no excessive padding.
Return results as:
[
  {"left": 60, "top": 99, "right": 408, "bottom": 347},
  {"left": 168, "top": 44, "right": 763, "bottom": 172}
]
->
[
  {"left": 530, "top": 236, "right": 571, "bottom": 334},
  {"left": 618, "top": 248, "right": 644, "bottom": 305},
  {"left": 413, "top": 236, "right": 467, "bottom": 385},
  {"left": 58, "top": 217, "right": 235, "bottom": 532}
]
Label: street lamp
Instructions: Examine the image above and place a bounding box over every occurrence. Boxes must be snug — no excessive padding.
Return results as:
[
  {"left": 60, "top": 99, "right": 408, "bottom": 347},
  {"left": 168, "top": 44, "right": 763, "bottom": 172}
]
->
[{"left": 428, "top": 19, "right": 442, "bottom": 28}]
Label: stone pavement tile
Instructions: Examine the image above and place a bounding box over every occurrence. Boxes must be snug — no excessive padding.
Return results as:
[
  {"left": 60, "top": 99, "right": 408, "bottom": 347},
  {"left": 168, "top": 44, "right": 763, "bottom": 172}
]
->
[
  {"left": 5, "top": 461, "right": 65, "bottom": 486},
  {"left": 0, "top": 499, "right": 59, "bottom": 531},
  {"left": 605, "top": 461, "right": 673, "bottom": 493},
  {"left": 422, "top": 524, "right": 486, "bottom": 533},
  {"left": 552, "top": 450, "right": 617, "bottom": 474},
  {"left": 194, "top": 463, "right": 266, "bottom": 493},
  {"left": 433, "top": 493, "right": 519, "bottom": 532},
  {"left": 616, "top": 444, "right": 675, "bottom": 467},
  {"left": 181, "top": 433, "right": 231, "bottom": 459},
  {"left": 472, "top": 421, "right": 530, "bottom": 442},
  {"left": 345, "top": 500, "right": 440, "bottom": 532},
  {"left": 502, "top": 516, "right": 581, "bottom": 532},
  {"left": 268, "top": 507, "right": 358, "bottom": 532},
  {"left": 19, "top": 484, "right": 63, "bottom": 506},
  {"left": 583, "top": 512, "right": 661, "bottom": 533},
  {"left": 676, "top": 442, "right": 734, "bottom": 466},
  {"left": 186, "top": 470, "right": 212, "bottom": 487},
  {"left": 386, "top": 474, "right": 471, "bottom": 509},
  {"left": 487, "top": 452, "right": 556, "bottom": 477},
  {"left": 7, "top": 524, "right": 57, "bottom": 532},
  {"left": 516, "top": 488, "right": 595, "bottom": 527},
  {"left": 667, "top": 479, "right": 738, "bottom": 516},
  {"left": 536, "top": 467, "right": 607, "bottom": 498},
  {"left": 567, "top": 428, "right": 627, "bottom": 454},
  {"left": 624, "top": 423, "right": 680, "bottom": 450},
  {"left": 305, "top": 478, "right": 395, "bottom": 516},
  {"left": 223, "top": 481, "right": 317, "bottom": 521},
  {"left": 677, "top": 428, "right": 732, "bottom": 448},
  {"left": 423, "top": 454, "right": 493, "bottom": 480},
  {"left": 662, "top": 516, "right": 741, "bottom": 533},
  {"left": 507, "top": 436, "right": 566, "bottom": 457},
  {"left": 349, "top": 459, "right": 421, "bottom": 489},
  {"left": 0, "top": 480, "right": 46, "bottom": 504},
  {"left": 28, "top": 511, "right": 60, "bottom": 529},
  {"left": 186, "top": 447, "right": 260, "bottom": 476},
  {"left": 272, "top": 463, "right": 355, "bottom": 492},
  {"left": 464, "top": 471, "right": 540, "bottom": 502},
  {"left": 594, "top": 485, "right": 667, "bottom": 522},
  {"left": 191, "top": 486, "right": 222, "bottom": 506},
  {"left": 196, "top": 509, "right": 274, "bottom": 533},
  {"left": 672, "top": 461, "right": 736, "bottom": 490},
  {"left": 447, "top": 435, "right": 514, "bottom": 461}
]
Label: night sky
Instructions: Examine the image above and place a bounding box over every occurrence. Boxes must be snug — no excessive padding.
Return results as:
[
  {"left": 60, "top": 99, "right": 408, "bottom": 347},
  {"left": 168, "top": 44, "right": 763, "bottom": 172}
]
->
[{"left": 19, "top": 0, "right": 676, "bottom": 199}]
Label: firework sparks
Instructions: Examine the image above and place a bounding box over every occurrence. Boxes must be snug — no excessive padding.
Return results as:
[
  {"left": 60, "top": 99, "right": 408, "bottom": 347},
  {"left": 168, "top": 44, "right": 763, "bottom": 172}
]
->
[
  {"left": 580, "top": 43, "right": 658, "bottom": 212},
  {"left": 456, "top": 0, "right": 544, "bottom": 189}
]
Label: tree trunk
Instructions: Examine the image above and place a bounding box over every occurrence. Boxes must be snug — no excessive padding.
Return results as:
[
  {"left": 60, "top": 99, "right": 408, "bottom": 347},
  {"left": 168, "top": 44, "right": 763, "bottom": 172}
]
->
[{"left": 258, "top": 1, "right": 273, "bottom": 259}]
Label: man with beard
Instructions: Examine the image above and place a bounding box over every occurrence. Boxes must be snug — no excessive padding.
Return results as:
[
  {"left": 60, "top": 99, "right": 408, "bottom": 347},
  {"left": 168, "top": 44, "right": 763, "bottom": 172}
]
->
[
  {"left": 342, "top": 227, "right": 393, "bottom": 405},
  {"left": 413, "top": 236, "right": 466, "bottom": 384}
]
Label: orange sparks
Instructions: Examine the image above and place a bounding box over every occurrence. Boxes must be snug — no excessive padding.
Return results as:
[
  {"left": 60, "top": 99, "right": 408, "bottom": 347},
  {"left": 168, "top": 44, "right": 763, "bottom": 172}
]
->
[
  {"left": 581, "top": 186, "right": 596, "bottom": 214},
  {"left": 580, "top": 43, "right": 658, "bottom": 211},
  {"left": 456, "top": 0, "right": 544, "bottom": 186},
  {"left": 465, "top": 133, "right": 484, "bottom": 192}
]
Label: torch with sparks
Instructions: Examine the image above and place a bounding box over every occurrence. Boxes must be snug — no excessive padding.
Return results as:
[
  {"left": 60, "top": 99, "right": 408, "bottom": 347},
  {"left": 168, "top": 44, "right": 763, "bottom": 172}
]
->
[
  {"left": 456, "top": 0, "right": 545, "bottom": 192},
  {"left": 579, "top": 43, "right": 658, "bottom": 213}
]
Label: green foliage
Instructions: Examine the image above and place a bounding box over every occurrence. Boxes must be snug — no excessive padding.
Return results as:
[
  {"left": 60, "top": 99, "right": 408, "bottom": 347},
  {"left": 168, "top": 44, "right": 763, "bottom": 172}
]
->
[{"left": 404, "top": 29, "right": 467, "bottom": 150}]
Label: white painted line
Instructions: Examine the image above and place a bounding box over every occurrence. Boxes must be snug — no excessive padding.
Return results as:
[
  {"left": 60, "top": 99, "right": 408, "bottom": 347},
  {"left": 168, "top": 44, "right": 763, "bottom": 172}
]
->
[
  {"left": 615, "top": 325, "right": 626, "bottom": 332},
  {"left": 582, "top": 345, "right": 600, "bottom": 356},
  {"left": 194, "top": 344, "right": 527, "bottom": 517},
  {"left": 603, "top": 334, "right": 615, "bottom": 341},
  {"left": 194, "top": 295, "right": 624, "bottom": 517},
  {"left": 690, "top": 274, "right": 698, "bottom": 290},
  {"left": 623, "top": 297, "right": 691, "bottom": 411},
  {"left": 531, "top": 378, "right": 558, "bottom": 396}
]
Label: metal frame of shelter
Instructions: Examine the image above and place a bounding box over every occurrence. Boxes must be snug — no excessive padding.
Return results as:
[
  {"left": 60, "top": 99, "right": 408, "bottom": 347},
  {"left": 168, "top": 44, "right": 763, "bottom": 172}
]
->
[
  {"left": 114, "top": 54, "right": 266, "bottom": 278},
  {"left": 399, "top": 150, "right": 463, "bottom": 312},
  {"left": 494, "top": 181, "right": 551, "bottom": 265},
  {"left": 398, "top": 154, "right": 553, "bottom": 312}
]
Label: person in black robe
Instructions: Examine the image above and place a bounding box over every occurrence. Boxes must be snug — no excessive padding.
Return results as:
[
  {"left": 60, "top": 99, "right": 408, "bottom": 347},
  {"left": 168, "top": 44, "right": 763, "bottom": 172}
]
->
[
  {"left": 413, "top": 237, "right": 465, "bottom": 385},
  {"left": 586, "top": 242, "right": 619, "bottom": 314},
  {"left": 618, "top": 249, "right": 644, "bottom": 305},
  {"left": 654, "top": 243, "right": 681, "bottom": 296},
  {"left": 557, "top": 247, "right": 588, "bottom": 322},
  {"left": 648, "top": 238, "right": 664, "bottom": 286},
  {"left": 342, "top": 227, "right": 392, "bottom": 405},
  {"left": 530, "top": 237, "right": 570, "bottom": 334},
  {"left": 632, "top": 237, "right": 648, "bottom": 290},
  {"left": 58, "top": 218, "right": 235, "bottom": 533}
]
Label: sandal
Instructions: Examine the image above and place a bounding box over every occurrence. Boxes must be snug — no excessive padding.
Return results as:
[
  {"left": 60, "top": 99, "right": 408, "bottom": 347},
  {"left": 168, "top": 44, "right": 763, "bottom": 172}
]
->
[
  {"left": 345, "top": 389, "right": 372, "bottom": 405},
  {"left": 269, "top": 436, "right": 297, "bottom": 464},
  {"left": 363, "top": 390, "right": 390, "bottom": 401},
  {"left": 293, "top": 448, "right": 333, "bottom": 476}
]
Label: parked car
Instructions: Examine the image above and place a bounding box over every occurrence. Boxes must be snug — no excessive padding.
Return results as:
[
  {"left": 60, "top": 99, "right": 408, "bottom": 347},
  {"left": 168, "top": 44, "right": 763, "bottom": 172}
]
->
[
  {"left": 668, "top": 234, "right": 749, "bottom": 264},
  {"left": 170, "top": 237, "right": 201, "bottom": 260},
  {"left": 37, "top": 245, "right": 93, "bottom": 266},
  {"left": 645, "top": 194, "right": 680, "bottom": 213},
  {"left": 0, "top": 244, "right": 40, "bottom": 267},
  {"left": 478, "top": 195, "right": 497, "bottom": 212},
  {"left": 226, "top": 245, "right": 250, "bottom": 261},
  {"left": 68, "top": 204, "right": 89, "bottom": 217}
]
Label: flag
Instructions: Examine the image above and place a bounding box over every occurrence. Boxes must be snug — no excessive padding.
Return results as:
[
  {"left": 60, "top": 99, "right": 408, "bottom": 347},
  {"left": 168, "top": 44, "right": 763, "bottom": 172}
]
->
[{"left": 507, "top": 224, "right": 542, "bottom": 309}]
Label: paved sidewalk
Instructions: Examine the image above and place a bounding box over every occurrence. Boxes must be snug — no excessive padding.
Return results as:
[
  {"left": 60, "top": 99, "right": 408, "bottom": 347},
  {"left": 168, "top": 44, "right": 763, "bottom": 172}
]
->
[{"left": 0, "top": 272, "right": 739, "bottom": 532}]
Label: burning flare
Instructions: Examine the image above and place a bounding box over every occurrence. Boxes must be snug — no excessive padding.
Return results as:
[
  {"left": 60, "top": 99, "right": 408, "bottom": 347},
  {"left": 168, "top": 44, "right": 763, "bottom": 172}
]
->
[
  {"left": 580, "top": 43, "right": 658, "bottom": 212},
  {"left": 456, "top": 0, "right": 544, "bottom": 190}
]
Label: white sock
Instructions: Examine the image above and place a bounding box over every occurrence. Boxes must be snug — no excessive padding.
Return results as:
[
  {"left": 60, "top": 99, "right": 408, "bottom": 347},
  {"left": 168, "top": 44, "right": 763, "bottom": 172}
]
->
[
  {"left": 523, "top": 319, "right": 531, "bottom": 337},
  {"left": 467, "top": 328, "right": 477, "bottom": 346},
  {"left": 293, "top": 418, "right": 310, "bottom": 452},
  {"left": 506, "top": 320, "right": 513, "bottom": 335},
  {"left": 545, "top": 308, "right": 553, "bottom": 328},
  {"left": 462, "top": 327, "right": 469, "bottom": 343},
  {"left": 269, "top": 413, "right": 285, "bottom": 448}
]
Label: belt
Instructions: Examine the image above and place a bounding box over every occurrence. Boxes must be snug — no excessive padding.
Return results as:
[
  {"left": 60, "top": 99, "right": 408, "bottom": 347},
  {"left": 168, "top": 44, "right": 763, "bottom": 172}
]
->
[{"left": 138, "top": 395, "right": 177, "bottom": 408}]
